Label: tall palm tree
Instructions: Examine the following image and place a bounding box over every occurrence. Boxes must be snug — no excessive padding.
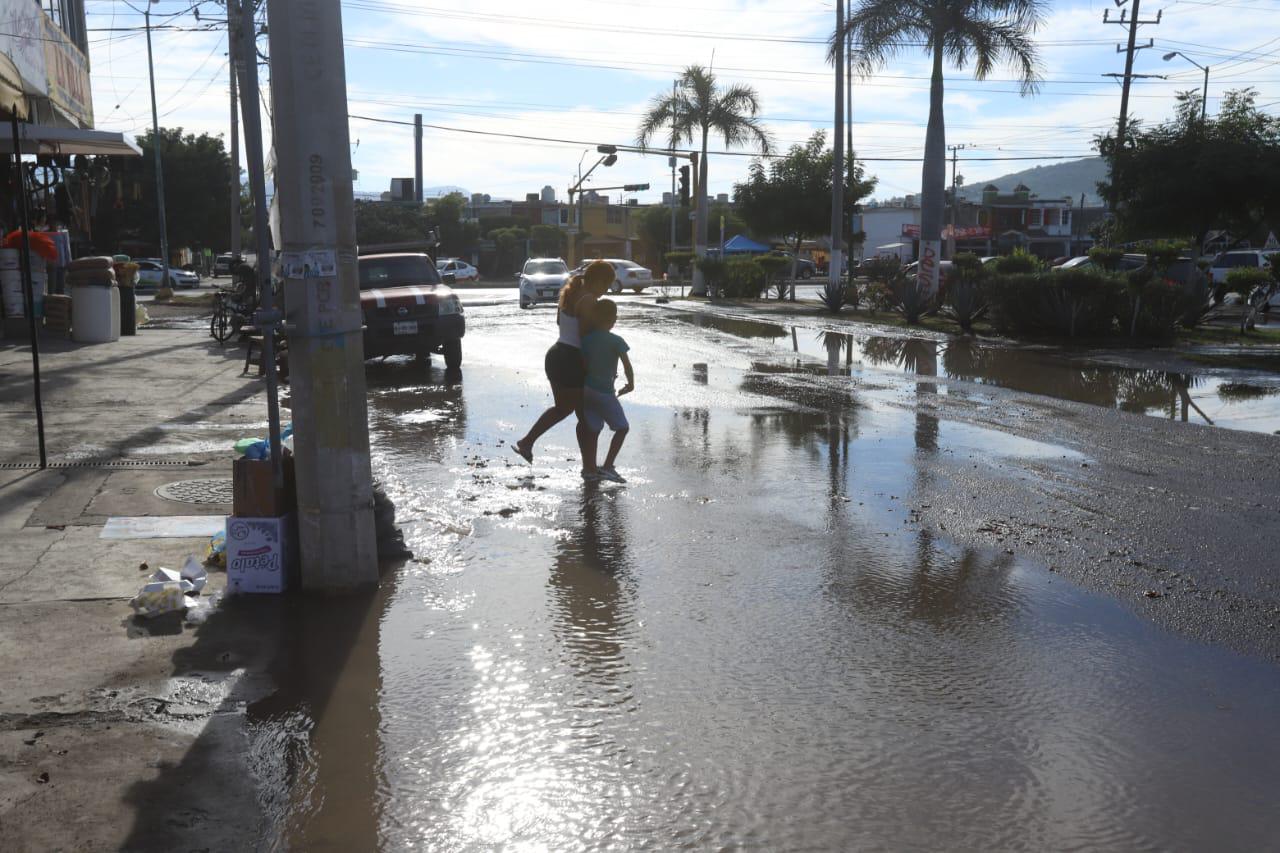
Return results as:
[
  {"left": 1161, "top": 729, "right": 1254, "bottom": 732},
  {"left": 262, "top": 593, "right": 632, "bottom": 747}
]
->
[
  {"left": 833, "top": 0, "right": 1045, "bottom": 297},
  {"left": 637, "top": 66, "right": 773, "bottom": 295}
]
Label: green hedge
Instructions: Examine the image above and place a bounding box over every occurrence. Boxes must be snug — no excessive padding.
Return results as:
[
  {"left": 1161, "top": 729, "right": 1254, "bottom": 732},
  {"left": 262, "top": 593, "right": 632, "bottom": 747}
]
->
[{"left": 987, "top": 269, "right": 1122, "bottom": 338}]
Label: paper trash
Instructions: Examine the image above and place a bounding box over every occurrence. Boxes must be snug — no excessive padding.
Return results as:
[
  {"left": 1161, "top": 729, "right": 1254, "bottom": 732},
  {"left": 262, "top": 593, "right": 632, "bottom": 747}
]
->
[
  {"left": 129, "top": 555, "right": 208, "bottom": 617},
  {"left": 181, "top": 555, "right": 208, "bottom": 592},
  {"left": 130, "top": 581, "right": 189, "bottom": 618}
]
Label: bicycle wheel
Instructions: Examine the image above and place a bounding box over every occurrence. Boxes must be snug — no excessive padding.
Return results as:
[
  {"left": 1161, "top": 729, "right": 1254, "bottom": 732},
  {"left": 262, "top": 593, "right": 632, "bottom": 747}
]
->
[{"left": 211, "top": 299, "right": 233, "bottom": 344}]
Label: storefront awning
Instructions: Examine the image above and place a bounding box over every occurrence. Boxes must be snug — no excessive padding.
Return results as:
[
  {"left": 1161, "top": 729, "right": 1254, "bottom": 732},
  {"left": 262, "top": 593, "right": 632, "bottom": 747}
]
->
[{"left": 0, "top": 123, "right": 141, "bottom": 156}]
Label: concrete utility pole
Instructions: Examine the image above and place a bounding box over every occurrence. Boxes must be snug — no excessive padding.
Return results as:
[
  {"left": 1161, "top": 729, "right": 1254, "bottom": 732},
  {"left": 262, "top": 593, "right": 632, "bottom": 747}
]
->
[
  {"left": 266, "top": 0, "right": 378, "bottom": 589},
  {"left": 669, "top": 80, "right": 677, "bottom": 265},
  {"left": 228, "top": 26, "right": 241, "bottom": 259},
  {"left": 947, "top": 143, "right": 968, "bottom": 258},
  {"left": 827, "top": 0, "right": 845, "bottom": 301},
  {"left": 413, "top": 113, "right": 423, "bottom": 204},
  {"left": 1104, "top": 0, "right": 1162, "bottom": 210},
  {"left": 143, "top": 2, "right": 171, "bottom": 281},
  {"left": 232, "top": 0, "right": 284, "bottom": 485}
]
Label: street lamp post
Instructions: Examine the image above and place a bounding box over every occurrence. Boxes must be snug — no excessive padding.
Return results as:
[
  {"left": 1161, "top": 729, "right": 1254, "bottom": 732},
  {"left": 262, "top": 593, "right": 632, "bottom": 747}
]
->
[
  {"left": 143, "top": 0, "right": 171, "bottom": 285},
  {"left": 568, "top": 145, "right": 618, "bottom": 266},
  {"left": 1162, "top": 51, "right": 1209, "bottom": 124}
]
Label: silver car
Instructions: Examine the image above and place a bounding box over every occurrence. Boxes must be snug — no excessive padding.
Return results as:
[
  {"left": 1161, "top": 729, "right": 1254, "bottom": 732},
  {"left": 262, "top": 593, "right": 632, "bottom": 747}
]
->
[{"left": 518, "top": 258, "right": 570, "bottom": 308}]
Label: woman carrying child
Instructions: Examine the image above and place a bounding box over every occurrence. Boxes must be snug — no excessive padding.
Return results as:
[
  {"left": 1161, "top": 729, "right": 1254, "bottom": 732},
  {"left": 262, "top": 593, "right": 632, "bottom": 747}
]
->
[{"left": 512, "top": 259, "right": 614, "bottom": 479}]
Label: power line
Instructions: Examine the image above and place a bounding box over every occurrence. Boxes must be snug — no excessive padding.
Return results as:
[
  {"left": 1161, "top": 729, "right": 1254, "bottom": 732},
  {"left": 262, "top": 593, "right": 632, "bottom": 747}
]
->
[{"left": 348, "top": 113, "right": 1097, "bottom": 162}]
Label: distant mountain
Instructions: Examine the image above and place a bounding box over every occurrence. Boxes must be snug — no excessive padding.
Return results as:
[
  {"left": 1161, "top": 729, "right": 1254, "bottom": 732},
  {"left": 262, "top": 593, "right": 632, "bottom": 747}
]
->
[
  {"left": 422, "top": 185, "right": 468, "bottom": 198},
  {"left": 957, "top": 157, "right": 1107, "bottom": 205}
]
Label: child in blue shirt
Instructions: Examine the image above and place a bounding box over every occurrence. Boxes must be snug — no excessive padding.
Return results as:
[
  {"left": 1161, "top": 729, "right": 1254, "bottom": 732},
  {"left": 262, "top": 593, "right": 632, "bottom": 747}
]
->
[{"left": 580, "top": 299, "right": 634, "bottom": 483}]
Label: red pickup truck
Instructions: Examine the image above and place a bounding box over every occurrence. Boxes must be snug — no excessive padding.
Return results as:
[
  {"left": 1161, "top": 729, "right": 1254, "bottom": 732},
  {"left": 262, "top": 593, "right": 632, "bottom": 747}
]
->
[{"left": 357, "top": 253, "right": 465, "bottom": 371}]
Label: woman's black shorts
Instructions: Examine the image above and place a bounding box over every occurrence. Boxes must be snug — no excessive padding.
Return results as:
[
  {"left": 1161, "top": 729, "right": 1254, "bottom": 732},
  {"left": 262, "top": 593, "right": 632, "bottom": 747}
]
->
[{"left": 545, "top": 342, "right": 586, "bottom": 388}]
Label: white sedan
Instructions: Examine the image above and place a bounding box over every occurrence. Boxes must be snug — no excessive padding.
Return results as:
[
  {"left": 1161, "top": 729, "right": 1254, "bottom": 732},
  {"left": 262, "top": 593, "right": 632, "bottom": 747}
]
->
[
  {"left": 135, "top": 259, "right": 200, "bottom": 289},
  {"left": 436, "top": 257, "right": 480, "bottom": 282},
  {"left": 574, "top": 259, "right": 653, "bottom": 293}
]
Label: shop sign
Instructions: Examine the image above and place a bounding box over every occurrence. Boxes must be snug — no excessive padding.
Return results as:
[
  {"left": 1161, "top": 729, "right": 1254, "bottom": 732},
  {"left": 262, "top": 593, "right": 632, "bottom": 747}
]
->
[
  {"left": 901, "top": 223, "right": 991, "bottom": 239},
  {"left": 0, "top": 0, "right": 47, "bottom": 91},
  {"left": 43, "top": 14, "right": 92, "bottom": 126}
]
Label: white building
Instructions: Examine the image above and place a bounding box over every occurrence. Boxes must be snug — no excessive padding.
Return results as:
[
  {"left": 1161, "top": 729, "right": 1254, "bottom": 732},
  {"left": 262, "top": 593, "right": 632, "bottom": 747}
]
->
[{"left": 854, "top": 204, "right": 921, "bottom": 262}]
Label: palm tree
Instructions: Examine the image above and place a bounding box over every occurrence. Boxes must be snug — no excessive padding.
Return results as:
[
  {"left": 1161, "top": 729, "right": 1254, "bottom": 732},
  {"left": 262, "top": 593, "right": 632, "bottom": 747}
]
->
[
  {"left": 637, "top": 66, "right": 773, "bottom": 295},
  {"left": 833, "top": 0, "right": 1045, "bottom": 298}
]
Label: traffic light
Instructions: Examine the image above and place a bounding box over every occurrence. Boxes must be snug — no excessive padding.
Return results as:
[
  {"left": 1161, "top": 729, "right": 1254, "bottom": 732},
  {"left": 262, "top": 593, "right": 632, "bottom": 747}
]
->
[{"left": 678, "top": 165, "right": 690, "bottom": 206}]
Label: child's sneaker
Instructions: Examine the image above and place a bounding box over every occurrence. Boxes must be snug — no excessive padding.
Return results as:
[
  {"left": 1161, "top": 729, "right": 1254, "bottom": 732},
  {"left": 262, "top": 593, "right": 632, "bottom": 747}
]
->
[{"left": 598, "top": 466, "right": 627, "bottom": 483}]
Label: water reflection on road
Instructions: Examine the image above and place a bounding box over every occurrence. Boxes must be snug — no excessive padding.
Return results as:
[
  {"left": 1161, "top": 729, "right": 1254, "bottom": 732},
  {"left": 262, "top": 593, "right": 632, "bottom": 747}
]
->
[
  {"left": 276, "top": 305, "right": 1280, "bottom": 849},
  {"left": 674, "top": 310, "right": 1280, "bottom": 433}
]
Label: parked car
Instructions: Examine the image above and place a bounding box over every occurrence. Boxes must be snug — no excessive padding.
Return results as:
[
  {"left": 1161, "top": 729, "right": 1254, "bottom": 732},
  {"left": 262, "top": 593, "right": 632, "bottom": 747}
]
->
[
  {"left": 357, "top": 253, "right": 464, "bottom": 370},
  {"left": 436, "top": 257, "right": 480, "bottom": 282},
  {"left": 902, "top": 259, "right": 955, "bottom": 290},
  {"left": 1054, "top": 253, "right": 1147, "bottom": 272},
  {"left": 569, "top": 258, "right": 655, "bottom": 293},
  {"left": 518, "top": 258, "right": 571, "bottom": 308},
  {"left": 1207, "top": 250, "right": 1277, "bottom": 289},
  {"left": 213, "top": 253, "right": 236, "bottom": 277},
  {"left": 135, "top": 259, "right": 200, "bottom": 290},
  {"left": 600, "top": 258, "right": 653, "bottom": 293},
  {"left": 777, "top": 252, "right": 816, "bottom": 279}
]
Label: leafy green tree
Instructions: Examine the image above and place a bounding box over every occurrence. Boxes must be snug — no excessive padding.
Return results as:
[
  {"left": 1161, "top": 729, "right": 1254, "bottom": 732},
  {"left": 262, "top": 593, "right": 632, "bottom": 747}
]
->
[
  {"left": 834, "top": 0, "right": 1045, "bottom": 296},
  {"left": 95, "top": 127, "right": 233, "bottom": 255},
  {"left": 488, "top": 226, "right": 528, "bottom": 275},
  {"left": 353, "top": 201, "right": 433, "bottom": 245},
  {"left": 636, "top": 65, "right": 773, "bottom": 295},
  {"left": 1097, "top": 88, "right": 1280, "bottom": 254},
  {"left": 431, "top": 191, "right": 480, "bottom": 258},
  {"left": 530, "top": 224, "right": 565, "bottom": 257},
  {"left": 734, "top": 131, "right": 876, "bottom": 292}
]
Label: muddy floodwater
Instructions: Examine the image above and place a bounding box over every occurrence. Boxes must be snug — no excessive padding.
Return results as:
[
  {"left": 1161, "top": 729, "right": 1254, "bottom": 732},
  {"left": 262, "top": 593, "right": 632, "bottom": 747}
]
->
[
  {"left": 247, "top": 304, "right": 1279, "bottom": 850},
  {"left": 670, "top": 310, "right": 1280, "bottom": 435}
]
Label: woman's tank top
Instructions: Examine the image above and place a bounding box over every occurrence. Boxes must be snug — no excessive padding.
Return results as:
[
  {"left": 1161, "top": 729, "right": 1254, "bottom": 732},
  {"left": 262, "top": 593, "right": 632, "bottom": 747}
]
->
[{"left": 557, "top": 308, "right": 581, "bottom": 348}]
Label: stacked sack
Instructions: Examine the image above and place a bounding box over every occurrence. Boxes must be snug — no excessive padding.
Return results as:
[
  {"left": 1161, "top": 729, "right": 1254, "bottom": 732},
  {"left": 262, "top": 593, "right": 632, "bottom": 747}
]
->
[{"left": 67, "top": 255, "right": 117, "bottom": 287}]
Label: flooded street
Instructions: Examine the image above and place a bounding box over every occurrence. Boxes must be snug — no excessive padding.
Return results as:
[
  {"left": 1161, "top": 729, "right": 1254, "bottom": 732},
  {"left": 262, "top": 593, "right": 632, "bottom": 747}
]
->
[{"left": 264, "top": 302, "right": 1279, "bottom": 850}]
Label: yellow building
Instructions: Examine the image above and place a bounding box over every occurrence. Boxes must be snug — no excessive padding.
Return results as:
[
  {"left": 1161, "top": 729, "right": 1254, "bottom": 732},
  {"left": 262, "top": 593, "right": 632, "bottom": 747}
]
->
[{"left": 570, "top": 200, "right": 661, "bottom": 271}]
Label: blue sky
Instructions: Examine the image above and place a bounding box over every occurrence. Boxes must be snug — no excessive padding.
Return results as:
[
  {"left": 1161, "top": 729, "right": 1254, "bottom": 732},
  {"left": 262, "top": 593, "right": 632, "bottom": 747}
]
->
[{"left": 87, "top": 0, "right": 1280, "bottom": 207}]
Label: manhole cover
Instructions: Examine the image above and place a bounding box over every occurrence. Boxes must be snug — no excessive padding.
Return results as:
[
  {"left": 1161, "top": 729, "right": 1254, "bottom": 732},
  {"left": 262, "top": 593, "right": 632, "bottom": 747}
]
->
[{"left": 155, "top": 479, "right": 234, "bottom": 505}]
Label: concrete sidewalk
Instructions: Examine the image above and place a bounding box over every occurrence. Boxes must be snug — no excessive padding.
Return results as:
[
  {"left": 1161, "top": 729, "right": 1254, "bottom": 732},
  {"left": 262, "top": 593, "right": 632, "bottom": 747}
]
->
[{"left": 0, "top": 324, "right": 284, "bottom": 850}]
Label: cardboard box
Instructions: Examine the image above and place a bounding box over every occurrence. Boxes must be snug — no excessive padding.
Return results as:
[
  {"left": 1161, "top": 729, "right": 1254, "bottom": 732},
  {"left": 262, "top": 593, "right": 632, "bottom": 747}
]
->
[
  {"left": 226, "top": 514, "right": 295, "bottom": 594},
  {"left": 232, "top": 455, "right": 296, "bottom": 518}
]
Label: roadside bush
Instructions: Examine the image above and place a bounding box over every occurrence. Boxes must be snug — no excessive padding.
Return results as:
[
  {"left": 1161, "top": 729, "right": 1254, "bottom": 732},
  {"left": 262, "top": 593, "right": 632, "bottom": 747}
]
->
[
  {"left": 1226, "top": 266, "right": 1273, "bottom": 296},
  {"left": 1140, "top": 240, "right": 1186, "bottom": 273},
  {"left": 756, "top": 254, "right": 791, "bottom": 300},
  {"left": 816, "top": 279, "right": 853, "bottom": 313},
  {"left": 889, "top": 272, "right": 934, "bottom": 324},
  {"left": 693, "top": 256, "right": 725, "bottom": 297},
  {"left": 1088, "top": 246, "right": 1124, "bottom": 272},
  {"left": 987, "top": 269, "right": 1121, "bottom": 338},
  {"left": 718, "top": 257, "right": 768, "bottom": 299},
  {"left": 944, "top": 252, "right": 987, "bottom": 332},
  {"left": 1117, "top": 269, "right": 1197, "bottom": 339},
  {"left": 860, "top": 256, "right": 901, "bottom": 284},
  {"left": 992, "top": 248, "right": 1041, "bottom": 275},
  {"left": 665, "top": 250, "right": 695, "bottom": 277},
  {"left": 863, "top": 280, "right": 895, "bottom": 313}
]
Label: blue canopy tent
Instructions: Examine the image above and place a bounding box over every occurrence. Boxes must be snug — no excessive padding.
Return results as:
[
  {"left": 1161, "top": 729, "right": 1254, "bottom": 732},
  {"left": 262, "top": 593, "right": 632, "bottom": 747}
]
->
[{"left": 721, "top": 234, "right": 773, "bottom": 255}]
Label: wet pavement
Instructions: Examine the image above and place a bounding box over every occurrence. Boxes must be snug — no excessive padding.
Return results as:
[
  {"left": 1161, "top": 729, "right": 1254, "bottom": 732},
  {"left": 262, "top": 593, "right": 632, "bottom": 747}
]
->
[{"left": 234, "top": 301, "right": 1280, "bottom": 849}]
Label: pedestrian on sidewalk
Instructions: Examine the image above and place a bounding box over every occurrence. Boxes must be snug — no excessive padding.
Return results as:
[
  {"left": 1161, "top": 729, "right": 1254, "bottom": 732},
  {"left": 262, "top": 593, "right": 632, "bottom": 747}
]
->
[
  {"left": 580, "top": 299, "right": 634, "bottom": 483},
  {"left": 512, "top": 260, "right": 614, "bottom": 476}
]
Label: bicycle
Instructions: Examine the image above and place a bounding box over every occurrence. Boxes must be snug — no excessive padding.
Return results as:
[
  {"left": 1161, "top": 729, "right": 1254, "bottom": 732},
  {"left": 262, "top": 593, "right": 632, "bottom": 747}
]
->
[{"left": 210, "top": 264, "right": 259, "bottom": 344}]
